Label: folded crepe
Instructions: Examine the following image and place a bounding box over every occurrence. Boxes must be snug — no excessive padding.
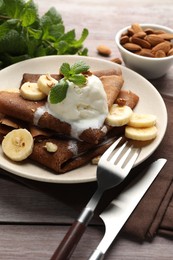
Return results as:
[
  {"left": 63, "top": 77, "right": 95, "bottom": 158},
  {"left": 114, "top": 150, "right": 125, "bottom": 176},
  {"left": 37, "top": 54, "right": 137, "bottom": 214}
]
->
[
  {"left": 0, "top": 101, "right": 131, "bottom": 174},
  {"left": 0, "top": 69, "right": 125, "bottom": 144},
  {"left": 0, "top": 86, "right": 137, "bottom": 174},
  {"left": 0, "top": 115, "right": 122, "bottom": 173}
]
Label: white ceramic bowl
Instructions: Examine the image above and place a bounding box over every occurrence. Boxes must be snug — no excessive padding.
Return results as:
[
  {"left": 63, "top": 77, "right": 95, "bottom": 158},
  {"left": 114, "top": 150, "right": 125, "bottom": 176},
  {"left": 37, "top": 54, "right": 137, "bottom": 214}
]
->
[{"left": 115, "top": 24, "right": 173, "bottom": 79}]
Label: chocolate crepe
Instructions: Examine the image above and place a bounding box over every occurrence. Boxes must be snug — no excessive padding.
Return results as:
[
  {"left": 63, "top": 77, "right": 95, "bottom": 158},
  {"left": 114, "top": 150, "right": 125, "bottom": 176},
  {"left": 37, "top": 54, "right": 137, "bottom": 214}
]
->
[
  {"left": 0, "top": 86, "right": 138, "bottom": 174},
  {"left": 0, "top": 115, "right": 123, "bottom": 174},
  {"left": 0, "top": 69, "right": 124, "bottom": 144}
]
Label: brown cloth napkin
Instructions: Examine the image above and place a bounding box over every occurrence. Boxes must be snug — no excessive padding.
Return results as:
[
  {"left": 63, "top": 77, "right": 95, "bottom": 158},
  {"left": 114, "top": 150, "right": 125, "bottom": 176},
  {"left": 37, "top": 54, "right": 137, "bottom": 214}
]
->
[
  {"left": 122, "top": 96, "right": 173, "bottom": 241},
  {"left": 122, "top": 158, "right": 173, "bottom": 241},
  {"left": 1, "top": 96, "right": 173, "bottom": 242}
]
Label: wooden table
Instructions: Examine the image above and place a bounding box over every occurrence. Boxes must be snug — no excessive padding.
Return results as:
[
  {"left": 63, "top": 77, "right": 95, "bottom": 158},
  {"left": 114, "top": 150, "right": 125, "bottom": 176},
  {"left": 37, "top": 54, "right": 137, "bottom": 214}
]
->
[{"left": 0, "top": 0, "right": 173, "bottom": 259}]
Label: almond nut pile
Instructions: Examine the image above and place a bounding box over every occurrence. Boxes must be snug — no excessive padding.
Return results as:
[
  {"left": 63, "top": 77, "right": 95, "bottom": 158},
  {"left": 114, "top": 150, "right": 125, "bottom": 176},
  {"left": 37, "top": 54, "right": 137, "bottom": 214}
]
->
[{"left": 120, "top": 23, "right": 173, "bottom": 58}]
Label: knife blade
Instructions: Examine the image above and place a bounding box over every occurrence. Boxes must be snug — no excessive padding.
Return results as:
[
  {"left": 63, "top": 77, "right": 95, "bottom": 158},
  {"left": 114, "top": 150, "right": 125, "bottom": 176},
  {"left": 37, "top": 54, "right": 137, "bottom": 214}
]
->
[{"left": 89, "top": 158, "right": 167, "bottom": 260}]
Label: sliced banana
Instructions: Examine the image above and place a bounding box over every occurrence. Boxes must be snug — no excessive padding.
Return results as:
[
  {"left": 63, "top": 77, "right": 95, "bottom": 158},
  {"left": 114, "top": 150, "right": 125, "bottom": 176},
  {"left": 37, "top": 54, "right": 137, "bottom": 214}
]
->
[
  {"left": 106, "top": 104, "right": 133, "bottom": 127},
  {"left": 128, "top": 113, "right": 157, "bottom": 128},
  {"left": 20, "top": 82, "right": 46, "bottom": 101},
  {"left": 37, "top": 74, "right": 58, "bottom": 95},
  {"left": 2, "top": 129, "right": 34, "bottom": 161},
  {"left": 125, "top": 125, "right": 157, "bottom": 141}
]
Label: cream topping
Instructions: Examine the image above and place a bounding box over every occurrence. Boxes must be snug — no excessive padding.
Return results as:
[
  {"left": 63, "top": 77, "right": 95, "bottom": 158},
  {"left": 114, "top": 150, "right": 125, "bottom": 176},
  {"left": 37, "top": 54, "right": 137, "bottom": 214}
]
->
[{"left": 33, "top": 75, "right": 108, "bottom": 139}]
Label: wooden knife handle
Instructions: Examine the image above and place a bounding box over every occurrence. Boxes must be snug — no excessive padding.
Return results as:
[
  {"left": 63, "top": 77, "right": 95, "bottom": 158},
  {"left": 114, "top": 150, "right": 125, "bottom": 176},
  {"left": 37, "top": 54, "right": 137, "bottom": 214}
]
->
[{"left": 50, "top": 220, "right": 86, "bottom": 260}]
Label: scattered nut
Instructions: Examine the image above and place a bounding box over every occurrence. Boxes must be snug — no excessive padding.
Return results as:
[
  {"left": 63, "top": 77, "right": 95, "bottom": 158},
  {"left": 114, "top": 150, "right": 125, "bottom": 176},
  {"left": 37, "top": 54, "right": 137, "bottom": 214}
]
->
[
  {"left": 116, "top": 98, "right": 126, "bottom": 106},
  {"left": 44, "top": 142, "right": 58, "bottom": 153},
  {"left": 97, "top": 45, "right": 112, "bottom": 56},
  {"left": 91, "top": 155, "right": 101, "bottom": 165},
  {"left": 120, "top": 23, "right": 173, "bottom": 58},
  {"left": 110, "top": 57, "right": 122, "bottom": 64}
]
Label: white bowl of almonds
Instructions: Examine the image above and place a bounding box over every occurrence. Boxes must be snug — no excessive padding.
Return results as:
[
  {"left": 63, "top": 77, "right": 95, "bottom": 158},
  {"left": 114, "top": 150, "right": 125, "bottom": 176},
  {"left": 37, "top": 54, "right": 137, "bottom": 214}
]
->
[{"left": 115, "top": 23, "right": 173, "bottom": 79}]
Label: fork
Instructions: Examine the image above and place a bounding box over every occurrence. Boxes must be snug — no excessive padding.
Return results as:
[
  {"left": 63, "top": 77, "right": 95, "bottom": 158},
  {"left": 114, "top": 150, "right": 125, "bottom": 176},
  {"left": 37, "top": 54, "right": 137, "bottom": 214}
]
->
[{"left": 50, "top": 137, "right": 140, "bottom": 260}]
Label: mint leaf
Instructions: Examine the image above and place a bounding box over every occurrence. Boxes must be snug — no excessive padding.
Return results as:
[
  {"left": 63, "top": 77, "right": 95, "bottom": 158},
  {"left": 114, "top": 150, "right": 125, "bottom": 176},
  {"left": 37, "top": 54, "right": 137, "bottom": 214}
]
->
[
  {"left": 49, "top": 79, "right": 69, "bottom": 104},
  {"left": 0, "top": 29, "right": 26, "bottom": 54},
  {"left": 3, "top": 0, "right": 25, "bottom": 19},
  {"left": 20, "top": 0, "right": 38, "bottom": 27},
  {"left": 71, "top": 60, "right": 90, "bottom": 74},
  {"left": 69, "top": 74, "right": 87, "bottom": 86},
  {"left": 49, "top": 61, "right": 90, "bottom": 104},
  {"left": 40, "top": 7, "right": 64, "bottom": 41},
  {"left": 70, "top": 28, "right": 89, "bottom": 48},
  {"left": 41, "top": 7, "right": 62, "bottom": 25},
  {"left": 60, "top": 62, "right": 71, "bottom": 77}
]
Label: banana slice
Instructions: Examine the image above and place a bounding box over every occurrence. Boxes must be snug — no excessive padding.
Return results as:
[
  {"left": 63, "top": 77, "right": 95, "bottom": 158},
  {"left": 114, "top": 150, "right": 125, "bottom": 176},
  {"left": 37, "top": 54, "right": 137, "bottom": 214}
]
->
[
  {"left": 20, "top": 82, "right": 46, "bottom": 101},
  {"left": 2, "top": 129, "right": 34, "bottom": 161},
  {"left": 37, "top": 74, "right": 58, "bottom": 95},
  {"left": 106, "top": 104, "right": 133, "bottom": 127},
  {"left": 128, "top": 113, "right": 157, "bottom": 128},
  {"left": 125, "top": 125, "right": 157, "bottom": 141}
]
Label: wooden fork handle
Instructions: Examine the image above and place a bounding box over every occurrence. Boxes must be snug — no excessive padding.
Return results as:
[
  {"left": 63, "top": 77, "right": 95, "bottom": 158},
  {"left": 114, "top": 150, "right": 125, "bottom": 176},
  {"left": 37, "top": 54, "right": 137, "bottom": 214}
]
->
[{"left": 50, "top": 220, "right": 86, "bottom": 260}]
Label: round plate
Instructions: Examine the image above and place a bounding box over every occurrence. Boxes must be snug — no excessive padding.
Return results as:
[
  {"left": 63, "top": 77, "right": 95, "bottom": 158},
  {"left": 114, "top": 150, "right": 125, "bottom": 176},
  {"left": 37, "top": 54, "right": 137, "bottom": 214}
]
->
[{"left": 0, "top": 55, "right": 167, "bottom": 183}]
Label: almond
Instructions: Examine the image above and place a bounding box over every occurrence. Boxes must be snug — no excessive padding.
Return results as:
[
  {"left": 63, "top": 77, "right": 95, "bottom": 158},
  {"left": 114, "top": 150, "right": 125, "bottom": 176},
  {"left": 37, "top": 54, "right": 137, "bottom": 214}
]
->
[
  {"left": 155, "top": 50, "right": 166, "bottom": 58},
  {"left": 144, "top": 28, "right": 155, "bottom": 34},
  {"left": 133, "top": 31, "right": 147, "bottom": 38},
  {"left": 131, "top": 23, "right": 143, "bottom": 33},
  {"left": 168, "top": 48, "right": 173, "bottom": 56},
  {"left": 136, "top": 48, "right": 155, "bottom": 57},
  {"left": 158, "top": 33, "right": 173, "bottom": 40},
  {"left": 120, "top": 35, "right": 129, "bottom": 45},
  {"left": 131, "top": 36, "right": 151, "bottom": 49},
  {"left": 97, "top": 45, "right": 112, "bottom": 56},
  {"left": 123, "top": 42, "right": 142, "bottom": 52},
  {"left": 153, "top": 29, "right": 166, "bottom": 35},
  {"left": 110, "top": 57, "right": 122, "bottom": 64},
  {"left": 145, "top": 34, "right": 164, "bottom": 47},
  {"left": 152, "top": 41, "right": 171, "bottom": 55},
  {"left": 127, "top": 28, "right": 135, "bottom": 36}
]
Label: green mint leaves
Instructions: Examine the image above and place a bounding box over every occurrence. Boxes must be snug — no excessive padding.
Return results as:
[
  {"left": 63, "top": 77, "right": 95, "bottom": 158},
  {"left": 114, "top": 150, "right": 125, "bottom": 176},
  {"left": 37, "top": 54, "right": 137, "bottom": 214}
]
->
[
  {"left": 0, "top": 0, "right": 88, "bottom": 68},
  {"left": 49, "top": 79, "right": 69, "bottom": 104},
  {"left": 60, "top": 61, "right": 90, "bottom": 85},
  {"left": 49, "top": 61, "right": 90, "bottom": 104}
]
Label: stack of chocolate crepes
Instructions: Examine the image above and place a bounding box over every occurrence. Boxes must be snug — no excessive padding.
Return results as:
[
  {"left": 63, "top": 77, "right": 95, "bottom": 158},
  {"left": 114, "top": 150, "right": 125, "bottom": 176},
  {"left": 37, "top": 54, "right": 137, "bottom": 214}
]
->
[{"left": 0, "top": 68, "right": 139, "bottom": 174}]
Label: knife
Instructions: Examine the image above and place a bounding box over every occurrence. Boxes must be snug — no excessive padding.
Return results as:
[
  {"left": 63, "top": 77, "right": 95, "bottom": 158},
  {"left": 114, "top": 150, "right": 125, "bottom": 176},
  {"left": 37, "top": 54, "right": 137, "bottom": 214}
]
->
[{"left": 89, "top": 158, "right": 167, "bottom": 260}]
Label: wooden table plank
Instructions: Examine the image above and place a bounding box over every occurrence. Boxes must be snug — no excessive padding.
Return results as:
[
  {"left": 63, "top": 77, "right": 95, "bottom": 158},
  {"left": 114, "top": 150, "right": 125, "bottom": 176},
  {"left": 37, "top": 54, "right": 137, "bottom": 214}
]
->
[
  {"left": 0, "top": 225, "right": 172, "bottom": 260},
  {"left": 0, "top": 0, "right": 173, "bottom": 259}
]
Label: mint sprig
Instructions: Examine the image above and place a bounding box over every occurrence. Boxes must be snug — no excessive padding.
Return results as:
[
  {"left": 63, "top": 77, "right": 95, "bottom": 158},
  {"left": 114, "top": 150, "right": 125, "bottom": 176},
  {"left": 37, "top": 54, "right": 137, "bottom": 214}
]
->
[
  {"left": 49, "top": 79, "right": 69, "bottom": 104},
  {"left": 49, "top": 61, "right": 90, "bottom": 104},
  {"left": 0, "top": 0, "right": 88, "bottom": 68}
]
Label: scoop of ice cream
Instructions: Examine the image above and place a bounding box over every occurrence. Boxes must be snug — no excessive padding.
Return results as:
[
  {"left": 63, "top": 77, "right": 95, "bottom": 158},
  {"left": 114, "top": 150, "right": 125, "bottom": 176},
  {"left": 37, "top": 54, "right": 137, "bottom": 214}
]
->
[{"left": 47, "top": 75, "right": 108, "bottom": 137}]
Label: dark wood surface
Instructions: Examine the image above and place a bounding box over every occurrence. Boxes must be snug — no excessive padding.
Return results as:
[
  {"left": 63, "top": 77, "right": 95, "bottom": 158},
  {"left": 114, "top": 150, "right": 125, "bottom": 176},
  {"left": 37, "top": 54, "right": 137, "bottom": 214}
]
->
[{"left": 0, "top": 0, "right": 173, "bottom": 259}]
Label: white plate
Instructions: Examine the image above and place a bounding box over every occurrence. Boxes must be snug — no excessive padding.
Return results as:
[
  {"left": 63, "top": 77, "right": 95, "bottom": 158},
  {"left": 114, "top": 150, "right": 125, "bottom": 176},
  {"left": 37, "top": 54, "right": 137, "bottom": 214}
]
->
[{"left": 0, "top": 55, "right": 167, "bottom": 183}]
